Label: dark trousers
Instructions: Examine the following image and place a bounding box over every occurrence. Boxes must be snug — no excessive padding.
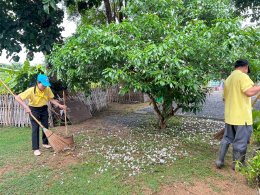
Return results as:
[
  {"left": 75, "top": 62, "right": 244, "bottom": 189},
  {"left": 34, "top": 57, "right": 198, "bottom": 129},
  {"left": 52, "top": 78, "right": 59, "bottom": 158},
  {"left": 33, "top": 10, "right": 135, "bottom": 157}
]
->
[
  {"left": 222, "top": 123, "right": 253, "bottom": 152},
  {"left": 29, "top": 105, "right": 49, "bottom": 150}
]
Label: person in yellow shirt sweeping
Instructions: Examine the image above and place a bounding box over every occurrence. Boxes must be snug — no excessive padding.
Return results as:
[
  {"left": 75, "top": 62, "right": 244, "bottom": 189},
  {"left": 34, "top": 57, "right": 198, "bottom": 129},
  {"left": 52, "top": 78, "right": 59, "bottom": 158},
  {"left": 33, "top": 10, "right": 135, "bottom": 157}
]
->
[
  {"left": 15, "top": 74, "right": 66, "bottom": 156},
  {"left": 215, "top": 59, "right": 260, "bottom": 170}
]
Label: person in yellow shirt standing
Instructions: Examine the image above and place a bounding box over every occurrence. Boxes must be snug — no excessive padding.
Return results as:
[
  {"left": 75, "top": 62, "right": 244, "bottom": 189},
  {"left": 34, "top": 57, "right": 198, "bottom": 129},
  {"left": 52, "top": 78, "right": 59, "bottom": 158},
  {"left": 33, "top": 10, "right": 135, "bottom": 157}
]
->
[
  {"left": 216, "top": 59, "right": 260, "bottom": 169},
  {"left": 15, "top": 74, "right": 66, "bottom": 156}
]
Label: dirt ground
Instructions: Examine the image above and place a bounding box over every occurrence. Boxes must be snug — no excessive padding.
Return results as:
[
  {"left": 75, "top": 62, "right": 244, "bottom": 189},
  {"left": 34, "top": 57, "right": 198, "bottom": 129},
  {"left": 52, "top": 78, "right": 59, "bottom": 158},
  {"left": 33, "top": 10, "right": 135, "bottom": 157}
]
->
[
  {"left": 50, "top": 103, "right": 258, "bottom": 195},
  {"left": 154, "top": 167, "right": 257, "bottom": 195}
]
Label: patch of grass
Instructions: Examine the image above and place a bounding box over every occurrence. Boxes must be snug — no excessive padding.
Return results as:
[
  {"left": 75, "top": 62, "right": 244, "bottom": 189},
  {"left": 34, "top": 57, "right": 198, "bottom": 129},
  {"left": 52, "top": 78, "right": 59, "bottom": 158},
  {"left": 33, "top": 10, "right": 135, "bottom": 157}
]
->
[
  {"left": 0, "top": 114, "right": 251, "bottom": 194},
  {"left": 167, "top": 116, "right": 182, "bottom": 128},
  {"left": 0, "top": 168, "right": 54, "bottom": 194},
  {"left": 0, "top": 127, "right": 32, "bottom": 167},
  {"left": 0, "top": 154, "right": 132, "bottom": 195},
  {"left": 45, "top": 163, "right": 131, "bottom": 195},
  {"left": 209, "top": 182, "right": 222, "bottom": 193},
  {"left": 133, "top": 140, "right": 224, "bottom": 193}
]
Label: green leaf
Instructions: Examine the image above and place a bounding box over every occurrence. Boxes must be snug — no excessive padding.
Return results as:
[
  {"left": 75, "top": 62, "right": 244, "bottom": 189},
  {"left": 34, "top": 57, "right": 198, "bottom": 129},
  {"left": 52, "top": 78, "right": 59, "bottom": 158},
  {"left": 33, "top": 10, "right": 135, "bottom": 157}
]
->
[
  {"left": 43, "top": 4, "right": 50, "bottom": 14},
  {"left": 50, "top": 1, "right": 57, "bottom": 10}
]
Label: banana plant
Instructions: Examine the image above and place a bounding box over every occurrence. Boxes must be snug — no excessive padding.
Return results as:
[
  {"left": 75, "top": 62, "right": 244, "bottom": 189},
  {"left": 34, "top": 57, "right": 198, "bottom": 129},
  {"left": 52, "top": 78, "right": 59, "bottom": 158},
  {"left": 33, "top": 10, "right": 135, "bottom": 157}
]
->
[
  {"left": 0, "top": 66, "right": 18, "bottom": 94},
  {"left": 0, "top": 61, "right": 45, "bottom": 94}
]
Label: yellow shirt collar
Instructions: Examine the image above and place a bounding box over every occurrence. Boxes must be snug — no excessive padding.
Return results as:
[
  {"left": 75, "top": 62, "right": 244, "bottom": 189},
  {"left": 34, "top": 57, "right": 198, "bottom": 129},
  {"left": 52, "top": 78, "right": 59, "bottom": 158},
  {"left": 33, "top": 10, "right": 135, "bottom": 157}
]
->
[{"left": 35, "top": 86, "right": 48, "bottom": 100}]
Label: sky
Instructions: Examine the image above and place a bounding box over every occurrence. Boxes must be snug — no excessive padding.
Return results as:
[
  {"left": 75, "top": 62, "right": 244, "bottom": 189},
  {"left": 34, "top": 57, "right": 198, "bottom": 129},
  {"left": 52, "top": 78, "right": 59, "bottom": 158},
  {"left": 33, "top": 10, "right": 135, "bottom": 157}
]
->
[{"left": 0, "top": 12, "right": 77, "bottom": 65}]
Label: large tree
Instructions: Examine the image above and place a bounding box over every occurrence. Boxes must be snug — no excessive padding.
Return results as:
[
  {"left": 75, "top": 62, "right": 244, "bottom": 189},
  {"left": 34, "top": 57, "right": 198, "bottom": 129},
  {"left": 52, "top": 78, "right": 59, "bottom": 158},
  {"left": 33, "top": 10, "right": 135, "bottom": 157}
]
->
[
  {"left": 49, "top": 0, "right": 260, "bottom": 128},
  {"left": 1, "top": 0, "right": 259, "bottom": 61},
  {"left": 0, "top": 0, "right": 64, "bottom": 61}
]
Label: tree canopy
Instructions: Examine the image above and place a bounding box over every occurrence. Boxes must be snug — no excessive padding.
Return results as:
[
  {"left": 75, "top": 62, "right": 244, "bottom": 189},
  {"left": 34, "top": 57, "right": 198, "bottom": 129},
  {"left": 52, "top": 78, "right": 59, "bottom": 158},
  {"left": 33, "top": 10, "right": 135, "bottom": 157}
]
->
[
  {"left": 48, "top": 0, "right": 260, "bottom": 128},
  {"left": 1, "top": 0, "right": 259, "bottom": 62},
  {"left": 233, "top": 0, "right": 260, "bottom": 24},
  {"left": 0, "top": 0, "right": 64, "bottom": 61}
]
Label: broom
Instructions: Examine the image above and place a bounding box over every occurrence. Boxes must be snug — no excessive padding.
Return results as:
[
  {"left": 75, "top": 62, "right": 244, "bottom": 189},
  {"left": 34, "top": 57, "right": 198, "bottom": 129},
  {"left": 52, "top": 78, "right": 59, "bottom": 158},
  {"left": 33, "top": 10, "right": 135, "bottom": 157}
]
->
[
  {"left": 213, "top": 92, "right": 260, "bottom": 140},
  {"left": 0, "top": 78, "right": 69, "bottom": 152},
  {"left": 59, "top": 91, "right": 74, "bottom": 146},
  {"left": 30, "top": 114, "right": 69, "bottom": 152}
]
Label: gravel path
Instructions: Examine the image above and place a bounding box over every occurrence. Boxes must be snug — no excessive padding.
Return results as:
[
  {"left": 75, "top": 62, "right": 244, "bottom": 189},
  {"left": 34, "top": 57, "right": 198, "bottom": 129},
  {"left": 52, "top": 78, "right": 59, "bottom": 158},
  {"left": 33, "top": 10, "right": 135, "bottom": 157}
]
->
[
  {"left": 177, "top": 91, "right": 225, "bottom": 120},
  {"left": 138, "top": 90, "right": 260, "bottom": 120}
]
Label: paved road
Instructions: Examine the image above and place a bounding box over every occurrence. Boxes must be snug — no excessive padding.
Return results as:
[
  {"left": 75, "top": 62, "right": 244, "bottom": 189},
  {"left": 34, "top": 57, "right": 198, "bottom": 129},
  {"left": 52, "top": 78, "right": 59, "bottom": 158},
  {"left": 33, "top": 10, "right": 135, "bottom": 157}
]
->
[{"left": 139, "top": 90, "right": 260, "bottom": 120}]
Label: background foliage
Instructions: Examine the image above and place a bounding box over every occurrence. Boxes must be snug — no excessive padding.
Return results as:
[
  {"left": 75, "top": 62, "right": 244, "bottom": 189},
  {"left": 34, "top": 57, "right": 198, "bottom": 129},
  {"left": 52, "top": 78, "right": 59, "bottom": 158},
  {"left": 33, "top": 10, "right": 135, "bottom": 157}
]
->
[
  {"left": 1, "top": 0, "right": 259, "bottom": 61},
  {"left": 252, "top": 110, "right": 260, "bottom": 143},
  {"left": 0, "top": 0, "right": 64, "bottom": 61},
  {"left": 48, "top": 0, "right": 260, "bottom": 128},
  {"left": 0, "top": 61, "right": 44, "bottom": 94}
]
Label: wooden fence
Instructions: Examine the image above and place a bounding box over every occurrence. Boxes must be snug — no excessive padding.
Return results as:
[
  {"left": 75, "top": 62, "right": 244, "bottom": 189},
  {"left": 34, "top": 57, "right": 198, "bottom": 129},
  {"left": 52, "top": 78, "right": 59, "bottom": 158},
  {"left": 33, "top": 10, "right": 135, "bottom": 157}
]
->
[
  {"left": 0, "top": 89, "right": 108, "bottom": 127},
  {"left": 0, "top": 95, "right": 30, "bottom": 127},
  {"left": 69, "top": 88, "right": 108, "bottom": 114},
  {"left": 0, "top": 87, "right": 145, "bottom": 127},
  {"left": 106, "top": 86, "right": 144, "bottom": 103}
]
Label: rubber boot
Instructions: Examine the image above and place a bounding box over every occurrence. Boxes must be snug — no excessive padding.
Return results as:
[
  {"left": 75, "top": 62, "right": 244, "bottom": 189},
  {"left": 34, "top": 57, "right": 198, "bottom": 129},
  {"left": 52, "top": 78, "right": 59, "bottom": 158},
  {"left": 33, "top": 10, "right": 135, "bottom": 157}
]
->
[
  {"left": 232, "top": 150, "right": 246, "bottom": 170},
  {"left": 216, "top": 142, "right": 229, "bottom": 169}
]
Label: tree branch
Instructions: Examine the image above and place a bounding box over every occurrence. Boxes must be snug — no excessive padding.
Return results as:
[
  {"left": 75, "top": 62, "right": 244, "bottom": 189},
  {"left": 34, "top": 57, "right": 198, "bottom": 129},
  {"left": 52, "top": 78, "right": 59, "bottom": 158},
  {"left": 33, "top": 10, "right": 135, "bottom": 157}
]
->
[{"left": 148, "top": 93, "right": 164, "bottom": 122}]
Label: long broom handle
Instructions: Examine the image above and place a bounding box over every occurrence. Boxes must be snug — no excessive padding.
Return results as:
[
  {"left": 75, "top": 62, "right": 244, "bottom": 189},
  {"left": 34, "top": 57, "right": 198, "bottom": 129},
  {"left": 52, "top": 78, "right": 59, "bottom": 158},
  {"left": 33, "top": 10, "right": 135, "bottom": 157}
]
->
[
  {"left": 252, "top": 92, "right": 260, "bottom": 107},
  {"left": 63, "top": 91, "right": 68, "bottom": 136},
  {"left": 29, "top": 113, "right": 46, "bottom": 129},
  {"left": 0, "top": 78, "right": 46, "bottom": 129},
  {"left": 0, "top": 78, "right": 16, "bottom": 97}
]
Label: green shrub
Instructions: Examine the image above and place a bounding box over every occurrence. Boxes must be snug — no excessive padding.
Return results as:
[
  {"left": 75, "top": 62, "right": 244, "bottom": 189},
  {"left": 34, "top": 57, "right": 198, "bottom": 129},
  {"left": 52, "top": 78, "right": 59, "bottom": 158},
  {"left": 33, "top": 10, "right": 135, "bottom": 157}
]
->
[
  {"left": 252, "top": 110, "right": 260, "bottom": 143},
  {"left": 237, "top": 151, "right": 260, "bottom": 187}
]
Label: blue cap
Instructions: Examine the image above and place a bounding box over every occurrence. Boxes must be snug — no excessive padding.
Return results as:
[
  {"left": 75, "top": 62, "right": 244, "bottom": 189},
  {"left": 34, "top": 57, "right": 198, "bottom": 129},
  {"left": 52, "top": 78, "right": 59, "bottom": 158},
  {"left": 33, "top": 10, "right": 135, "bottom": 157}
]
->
[{"left": 37, "top": 74, "right": 51, "bottom": 87}]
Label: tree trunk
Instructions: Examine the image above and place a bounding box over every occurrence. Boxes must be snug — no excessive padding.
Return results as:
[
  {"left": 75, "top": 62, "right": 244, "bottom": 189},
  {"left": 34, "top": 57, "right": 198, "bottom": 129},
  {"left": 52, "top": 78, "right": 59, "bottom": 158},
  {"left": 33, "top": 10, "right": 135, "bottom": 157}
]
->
[
  {"left": 113, "top": 0, "right": 116, "bottom": 21},
  {"left": 124, "top": 0, "right": 128, "bottom": 20},
  {"left": 103, "top": 0, "right": 113, "bottom": 23},
  {"left": 159, "top": 118, "right": 167, "bottom": 129},
  {"left": 118, "top": 0, "right": 123, "bottom": 23},
  {"left": 148, "top": 94, "right": 166, "bottom": 129}
]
